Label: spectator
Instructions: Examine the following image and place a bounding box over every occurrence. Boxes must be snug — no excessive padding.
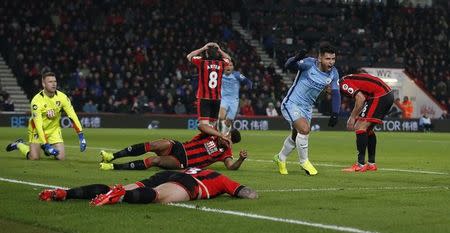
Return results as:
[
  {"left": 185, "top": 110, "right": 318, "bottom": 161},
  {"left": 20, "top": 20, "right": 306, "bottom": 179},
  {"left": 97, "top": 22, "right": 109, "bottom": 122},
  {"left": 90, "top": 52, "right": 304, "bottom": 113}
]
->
[
  {"left": 240, "top": 99, "right": 255, "bottom": 116},
  {"left": 82, "top": 99, "right": 98, "bottom": 113},
  {"left": 419, "top": 113, "right": 432, "bottom": 132},
  {"left": 2, "top": 93, "right": 15, "bottom": 111},
  {"left": 398, "top": 96, "right": 414, "bottom": 119},
  {"left": 439, "top": 110, "right": 448, "bottom": 119},
  {"left": 173, "top": 99, "right": 187, "bottom": 115},
  {"left": 266, "top": 102, "right": 278, "bottom": 117}
]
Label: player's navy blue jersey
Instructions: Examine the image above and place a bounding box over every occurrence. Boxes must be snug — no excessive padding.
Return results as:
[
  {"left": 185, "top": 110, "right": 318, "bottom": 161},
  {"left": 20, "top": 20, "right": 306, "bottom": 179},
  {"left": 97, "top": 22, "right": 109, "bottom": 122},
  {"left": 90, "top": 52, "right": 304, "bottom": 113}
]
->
[
  {"left": 283, "top": 57, "right": 339, "bottom": 106},
  {"left": 221, "top": 71, "right": 252, "bottom": 100}
]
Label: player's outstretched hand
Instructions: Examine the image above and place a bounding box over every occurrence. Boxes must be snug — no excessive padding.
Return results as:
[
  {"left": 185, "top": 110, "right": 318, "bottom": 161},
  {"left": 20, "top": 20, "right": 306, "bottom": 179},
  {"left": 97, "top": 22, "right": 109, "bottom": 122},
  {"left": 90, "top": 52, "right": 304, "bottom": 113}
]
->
[
  {"left": 78, "top": 132, "right": 87, "bottom": 152},
  {"left": 328, "top": 112, "right": 338, "bottom": 127},
  {"left": 239, "top": 150, "right": 248, "bottom": 160},
  {"left": 43, "top": 143, "right": 59, "bottom": 156}
]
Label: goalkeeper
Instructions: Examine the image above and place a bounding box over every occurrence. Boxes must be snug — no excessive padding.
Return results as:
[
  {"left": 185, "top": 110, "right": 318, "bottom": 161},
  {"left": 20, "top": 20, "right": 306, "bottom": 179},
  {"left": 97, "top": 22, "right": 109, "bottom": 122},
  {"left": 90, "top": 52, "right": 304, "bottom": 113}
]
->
[{"left": 5, "top": 72, "right": 87, "bottom": 160}]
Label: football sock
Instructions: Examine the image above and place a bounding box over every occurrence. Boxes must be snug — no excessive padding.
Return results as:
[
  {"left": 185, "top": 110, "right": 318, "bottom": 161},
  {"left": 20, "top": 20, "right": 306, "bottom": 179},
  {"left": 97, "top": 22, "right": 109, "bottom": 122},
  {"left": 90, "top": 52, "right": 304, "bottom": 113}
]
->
[
  {"left": 123, "top": 187, "right": 157, "bottom": 204},
  {"left": 113, "top": 143, "right": 151, "bottom": 158},
  {"left": 278, "top": 136, "right": 295, "bottom": 161},
  {"left": 113, "top": 160, "right": 148, "bottom": 170},
  {"left": 296, "top": 133, "right": 309, "bottom": 164},
  {"left": 17, "top": 143, "right": 30, "bottom": 159},
  {"left": 367, "top": 130, "right": 377, "bottom": 163},
  {"left": 66, "top": 184, "right": 110, "bottom": 199},
  {"left": 356, "top": 130, "right": 368, "bottom": 165}
]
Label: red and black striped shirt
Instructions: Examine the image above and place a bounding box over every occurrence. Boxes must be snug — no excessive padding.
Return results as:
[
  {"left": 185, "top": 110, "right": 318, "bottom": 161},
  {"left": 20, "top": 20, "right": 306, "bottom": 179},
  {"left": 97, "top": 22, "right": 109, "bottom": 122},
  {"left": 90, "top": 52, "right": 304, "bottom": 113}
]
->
[
  {"left": 185, "top": 168, "right": 243, "bottom": 199},
  {"left": 191, "top": 56, "right": 230, "bottom": 99},
  {"left": 340, "top": 73, "right": 391, "bottom": 99},
  {"left": 182, "top": 133, "right": 232, "bottom": 168}
]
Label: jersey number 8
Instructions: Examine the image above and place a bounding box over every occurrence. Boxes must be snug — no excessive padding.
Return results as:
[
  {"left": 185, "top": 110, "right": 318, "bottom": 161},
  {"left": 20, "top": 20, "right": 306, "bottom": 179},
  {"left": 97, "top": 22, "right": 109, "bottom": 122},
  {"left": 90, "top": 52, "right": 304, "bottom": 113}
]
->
[{"left": 208, "top": 71, "right": 218, "bottom": 88}]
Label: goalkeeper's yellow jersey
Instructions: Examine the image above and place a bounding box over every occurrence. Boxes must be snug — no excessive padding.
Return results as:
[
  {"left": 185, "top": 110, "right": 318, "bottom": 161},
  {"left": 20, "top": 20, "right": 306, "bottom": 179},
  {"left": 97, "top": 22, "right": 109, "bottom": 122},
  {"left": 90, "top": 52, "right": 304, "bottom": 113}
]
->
[{"left": 29, "top": 90, "right": 83, "bottom": 144}]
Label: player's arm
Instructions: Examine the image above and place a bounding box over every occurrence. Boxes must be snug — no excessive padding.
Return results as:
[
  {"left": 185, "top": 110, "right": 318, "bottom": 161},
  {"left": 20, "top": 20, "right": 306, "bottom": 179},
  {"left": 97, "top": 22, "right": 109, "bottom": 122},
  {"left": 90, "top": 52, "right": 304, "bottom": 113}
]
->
[
  {"left": 30, "top": 99, "right": 47, "bottom": 144},
  {"left": 347, "top": 92, "right": 366, "bottom": 130},
  {"left": 237, "top": 72, "right": 253, "bottom": 89},
  {"left": 284, "top": 49, "right": 308, "bottom": 70},
  {"left": 224, "top": 150, "right": 247, "bottom": 170},
  {"left": 217, "top": 47, "right": 231, "bottom": 61},
  {"left": 198, "top": 123, "right": 231, "bottom": 145},
  {"left": 328, "top": 71, "right": 341, "bottom": 127},
  {"left": 220, "top": 175, "right": 258, "bottom": 199},
  {"left": 186, "top": 43, "right": 214, "bottom": 62},
  {"left": 236, "top": 186, "right": 258, "bottom": 199},
  {"left": 61, "top": 95, "right": 87, "bottom": 151}
]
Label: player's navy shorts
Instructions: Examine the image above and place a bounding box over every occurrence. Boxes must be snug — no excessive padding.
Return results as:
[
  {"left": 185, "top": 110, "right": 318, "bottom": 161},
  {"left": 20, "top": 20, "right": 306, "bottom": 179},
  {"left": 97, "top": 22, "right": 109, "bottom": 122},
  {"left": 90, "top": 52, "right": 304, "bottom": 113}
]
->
[
  {"left": 197, "top": 98, "right": 220, "bottom": 122},
  {"left": 358, "top": 92, "right": 394, "bottom": 124},
  {"left": 139, "top": 171, "right": 199, "bottom": 200},
  {"left": 168, "top": 141, "right": 188, "bottom": 168}
]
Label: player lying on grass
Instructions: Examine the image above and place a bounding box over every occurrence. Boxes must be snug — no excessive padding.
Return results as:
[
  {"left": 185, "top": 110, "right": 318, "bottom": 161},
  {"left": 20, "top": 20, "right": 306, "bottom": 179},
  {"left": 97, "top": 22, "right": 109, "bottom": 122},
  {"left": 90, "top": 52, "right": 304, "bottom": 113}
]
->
[
  {"left": 39, "top": 168, "right": 258, "bottom": 206},
  {"left": 99, "top": 129, "right": 248, "bottom": 171}
]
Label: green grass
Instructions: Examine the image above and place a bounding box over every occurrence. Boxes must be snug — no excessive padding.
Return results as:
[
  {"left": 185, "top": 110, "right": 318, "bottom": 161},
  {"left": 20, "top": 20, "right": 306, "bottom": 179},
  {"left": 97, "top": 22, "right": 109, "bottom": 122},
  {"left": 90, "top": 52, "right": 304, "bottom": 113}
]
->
[{"left": 1, "top": 127, "right": 449, "bottom": 233}]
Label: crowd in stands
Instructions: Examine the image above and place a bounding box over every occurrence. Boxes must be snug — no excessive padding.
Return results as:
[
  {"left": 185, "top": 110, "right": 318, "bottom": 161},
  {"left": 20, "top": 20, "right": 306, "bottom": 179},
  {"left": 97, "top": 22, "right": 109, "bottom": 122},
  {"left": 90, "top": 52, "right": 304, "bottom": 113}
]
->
[
  {"left": 0, "top": 0, "right": 286, "bottom": 116},
  {"left": 0, "top": 0, "right": 448, "bottom": 117}
]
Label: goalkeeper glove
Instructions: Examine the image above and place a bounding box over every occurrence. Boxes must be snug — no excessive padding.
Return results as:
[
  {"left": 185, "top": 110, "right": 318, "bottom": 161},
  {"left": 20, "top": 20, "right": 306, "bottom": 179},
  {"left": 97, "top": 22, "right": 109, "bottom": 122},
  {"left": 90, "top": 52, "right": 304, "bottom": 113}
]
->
[
  {"left": 42, "top": 143, "right": 59, "bottom": 156},
  {"left": 78, "top": 132, "right": 87, "bottom": 152},
  {"left": 328, "top": 112, "right": 338, "bottom": 127}
]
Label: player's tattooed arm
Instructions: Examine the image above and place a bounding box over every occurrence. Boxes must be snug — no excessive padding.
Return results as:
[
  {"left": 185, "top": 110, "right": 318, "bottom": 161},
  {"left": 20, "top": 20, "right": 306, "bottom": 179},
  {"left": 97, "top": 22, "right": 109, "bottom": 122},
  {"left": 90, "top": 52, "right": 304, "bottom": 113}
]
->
[{"left": 237, "top": 187, "right": 258, "bottom": 199}]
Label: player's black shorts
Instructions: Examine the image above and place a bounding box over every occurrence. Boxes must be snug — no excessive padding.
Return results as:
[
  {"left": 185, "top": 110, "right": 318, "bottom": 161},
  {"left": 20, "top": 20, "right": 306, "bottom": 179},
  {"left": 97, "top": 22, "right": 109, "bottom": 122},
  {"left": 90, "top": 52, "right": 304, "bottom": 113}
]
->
[
  {"left": 169, "top": 141, "right": 188, "bottom": 168},
  {"left": 359, "top": 92, "right": 394, "bottom": 124},
  {"left": 139, "top": 170, "right": 198, "bottom": 199},
  {"left": 197, "top": 98, "right": 220, "bottom": 121}
]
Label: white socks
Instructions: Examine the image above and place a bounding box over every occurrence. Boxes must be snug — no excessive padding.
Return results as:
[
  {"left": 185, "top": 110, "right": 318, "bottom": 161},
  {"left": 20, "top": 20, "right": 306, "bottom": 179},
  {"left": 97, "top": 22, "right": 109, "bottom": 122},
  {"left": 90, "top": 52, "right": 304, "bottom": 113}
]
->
[
  {"left": 278, "top": 136, "right": 296, "bottom": 161},
  {"left": 296, "top": 133, "right": 309, "bottom": 164},
  {"left": 220, "top": 120, "right": 231, "bottom": 135}
]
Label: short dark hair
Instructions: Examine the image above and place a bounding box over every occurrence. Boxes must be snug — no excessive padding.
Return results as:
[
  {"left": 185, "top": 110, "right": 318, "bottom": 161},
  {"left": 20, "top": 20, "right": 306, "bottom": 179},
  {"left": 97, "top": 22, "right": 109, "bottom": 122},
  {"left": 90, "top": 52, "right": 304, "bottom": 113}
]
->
[
  {"left": 319, "top": 43, "right": 336, "bottom": 55},
  {"left": 42, "top": 72, "right": 56, "bottom": 80},
  {"left": 230, "top": 128, "right": 241, "bottom": 144}
]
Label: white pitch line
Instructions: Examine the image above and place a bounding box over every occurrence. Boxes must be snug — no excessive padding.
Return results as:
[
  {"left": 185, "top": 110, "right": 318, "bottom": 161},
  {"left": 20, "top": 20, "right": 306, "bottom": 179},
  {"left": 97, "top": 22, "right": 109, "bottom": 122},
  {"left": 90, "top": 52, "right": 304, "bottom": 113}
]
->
[
  {"left": 64, "top": 145, "right": 449, "bottom": 175},
  {"left": 257, "top": 186, "right": 450, "bottom": 193},
  {"left": 247, "top": 159, "right": 449, "bottom": 175},
  {"left": 0, "top": 177, "right": 378, "bottom": 233},
  {"left": 168, "top": 203, "right": 378, "bottom": 233}
]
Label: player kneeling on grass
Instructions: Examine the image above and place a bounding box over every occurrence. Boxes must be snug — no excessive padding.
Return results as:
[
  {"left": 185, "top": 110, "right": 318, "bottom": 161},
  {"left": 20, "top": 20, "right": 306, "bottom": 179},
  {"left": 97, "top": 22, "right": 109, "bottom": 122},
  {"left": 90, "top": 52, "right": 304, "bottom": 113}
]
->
[
  {"left": 99, "top": 129, "right": 248, "bottom": 171},
  {"left": 5, "top": 72, "right": 86, "bottom": 160},
  {"left": 39, "top": 168, "right": 258, "bottom": 206}
]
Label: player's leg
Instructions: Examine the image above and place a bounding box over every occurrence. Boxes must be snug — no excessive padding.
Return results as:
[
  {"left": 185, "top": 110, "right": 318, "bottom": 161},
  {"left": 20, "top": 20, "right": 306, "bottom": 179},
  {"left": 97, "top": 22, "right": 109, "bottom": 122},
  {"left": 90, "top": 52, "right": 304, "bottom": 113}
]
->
[
  {"left": 107, "top": 156, "right": 182, "bottom": 170},
  {"left": 343, "top": 119, "right": 372, "bottom": 172},
  {"left": 365, "top": 125, "right": 378, "bottom": 171},
  {"left": 224, "top": 100, "right": 239, "bottom": 135},
  {"left": 197, "top": 99, "right": 221, "bottom": 136},
  {"left": 360, "top": 93, "right": 392, "bottom": 171},
  {"left": 101, "top": 139, "right": 171, "bottom": 162},
  {"left": 292, "top": 117, "right": 317, "bottom": 175},
  {"left": 218, "top": 103, "right": 228, "bottom": 134},
  {"left": 52, "top": 143, "right": 65, "bottom": 160},
  {"left": 28, "top": 143, "right": 42, "bottom": 160},
  {"left": 153, "top": 183, "right": 190, "bottom": 203},
  {"left": 39, "top": 184, "right": 110, "bottom": 201}
]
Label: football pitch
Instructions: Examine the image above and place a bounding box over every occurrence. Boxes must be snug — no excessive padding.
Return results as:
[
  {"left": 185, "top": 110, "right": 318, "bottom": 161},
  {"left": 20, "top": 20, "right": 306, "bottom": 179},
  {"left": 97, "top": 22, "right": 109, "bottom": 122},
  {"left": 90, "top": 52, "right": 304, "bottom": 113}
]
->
[{"left": 0, "top": 127, "right": 449, "bottom": 233}]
